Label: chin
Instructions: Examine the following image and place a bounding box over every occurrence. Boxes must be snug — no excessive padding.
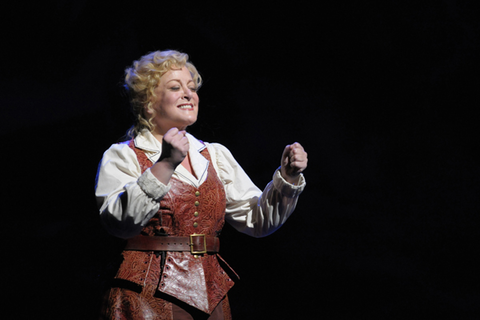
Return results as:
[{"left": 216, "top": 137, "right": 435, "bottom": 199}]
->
[{"left": 185, "top": 117, "right": 198, "bottom": 126}]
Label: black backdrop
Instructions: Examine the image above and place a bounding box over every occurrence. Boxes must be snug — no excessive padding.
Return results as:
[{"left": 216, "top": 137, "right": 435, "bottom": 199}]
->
[{"left": 2, "top": 1, "right": 479, "bottom": 319}]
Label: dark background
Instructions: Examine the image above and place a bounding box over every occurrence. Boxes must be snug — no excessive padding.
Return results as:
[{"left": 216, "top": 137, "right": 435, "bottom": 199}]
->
[{"left": 2, "top": 1, "right": 479, "bottom": 319}]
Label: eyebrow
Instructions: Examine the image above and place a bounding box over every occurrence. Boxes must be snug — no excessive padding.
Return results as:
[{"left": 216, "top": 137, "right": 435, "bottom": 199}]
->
[{"left": 166, "top": 79, "right": 194, "bottom": 85}]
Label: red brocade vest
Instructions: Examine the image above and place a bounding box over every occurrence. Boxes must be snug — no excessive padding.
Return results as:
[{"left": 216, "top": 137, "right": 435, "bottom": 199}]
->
[{"left": 113, "top": 140, "right": 235, "bottom": 314}]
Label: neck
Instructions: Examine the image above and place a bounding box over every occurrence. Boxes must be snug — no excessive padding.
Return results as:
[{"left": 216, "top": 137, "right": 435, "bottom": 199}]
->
[{"left": 151, "top": 130, "right": 164, "bottom": 144}]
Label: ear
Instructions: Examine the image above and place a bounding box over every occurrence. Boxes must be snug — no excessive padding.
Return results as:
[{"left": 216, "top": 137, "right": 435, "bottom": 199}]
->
[
  {"left": 144, "top": 99, "right": 156, "bottom": 116},
  {"left": 144, "top": 105, "right": 154, "bottom": 116}
]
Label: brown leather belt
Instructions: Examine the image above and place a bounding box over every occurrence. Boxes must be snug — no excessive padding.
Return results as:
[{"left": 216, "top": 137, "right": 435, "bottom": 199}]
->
[{"left": 124, "top": 234, "right": 220, "bottom": 255}]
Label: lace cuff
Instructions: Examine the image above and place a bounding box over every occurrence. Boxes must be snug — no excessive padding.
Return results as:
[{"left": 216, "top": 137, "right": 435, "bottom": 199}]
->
[{"left": 137, "top": 168, "right": 171, "bottom": 201}]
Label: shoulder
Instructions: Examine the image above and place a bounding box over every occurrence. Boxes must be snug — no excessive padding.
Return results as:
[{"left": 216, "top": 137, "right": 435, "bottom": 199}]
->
[
  {"left": 203, "top": 142, "right": 242, "bottom": 174},
  {"left": 101, "top": 140, "right": 137, "bottom": 163},
  {"left": 186, "top": 133, "right": 232, "bottom": 156},
  {"left": 204, "top": 141, "right": 234, "bottom": 159},
  {"left": 203, "top": 141, "right": 231, "bottom": 153},
  {"left": 186, "top": 134, "right": 237, "bottom": 167},
  {"left": 105, "top": 140, "right": 133, "bottom": 152}
]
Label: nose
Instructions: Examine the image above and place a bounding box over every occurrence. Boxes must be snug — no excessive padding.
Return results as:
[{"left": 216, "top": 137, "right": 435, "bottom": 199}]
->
[{"left": 183, "top": 87, "right": 193, "bottom": 100}]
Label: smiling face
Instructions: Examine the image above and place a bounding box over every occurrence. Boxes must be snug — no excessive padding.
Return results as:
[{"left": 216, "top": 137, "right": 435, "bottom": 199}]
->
[{"left": 147, "top": 66, "right": 199, "bottom": 138}]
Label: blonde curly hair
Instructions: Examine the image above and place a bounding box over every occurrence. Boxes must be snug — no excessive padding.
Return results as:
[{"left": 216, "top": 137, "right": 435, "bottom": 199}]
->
[{"left": 124, "top": 50, "right": 202, "bottom": 138}]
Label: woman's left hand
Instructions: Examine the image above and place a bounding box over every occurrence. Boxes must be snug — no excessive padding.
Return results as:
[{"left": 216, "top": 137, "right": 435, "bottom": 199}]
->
[{"left": 280, "top": 142, "right": 308, "bottom": 184}]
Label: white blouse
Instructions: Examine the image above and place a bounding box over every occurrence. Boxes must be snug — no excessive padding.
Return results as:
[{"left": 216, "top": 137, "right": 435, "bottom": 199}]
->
[{"left": 95, "top": 130, "right": 306, "bottom": 239}]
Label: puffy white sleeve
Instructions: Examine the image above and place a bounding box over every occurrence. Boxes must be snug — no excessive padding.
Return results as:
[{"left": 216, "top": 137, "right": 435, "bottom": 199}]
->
[
  {"left": 206, "top": 143, "right": 306, "bottom": 238},
  {"left": 95, "top": 143, "right": 170, "bottom": 239}
]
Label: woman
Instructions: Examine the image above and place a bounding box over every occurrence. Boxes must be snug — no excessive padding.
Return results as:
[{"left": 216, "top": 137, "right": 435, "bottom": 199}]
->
[{"left": 95, "top": 50, "right": 308, "bottom": 319}]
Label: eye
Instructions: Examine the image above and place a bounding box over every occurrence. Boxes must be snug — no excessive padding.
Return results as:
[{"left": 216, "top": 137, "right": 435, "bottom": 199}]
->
[
  {"left": 189, "top": 87, "right": 198, "bottom": 92},
  {"left": 169, "top": 86, "right": 180, "bottom": 91}
]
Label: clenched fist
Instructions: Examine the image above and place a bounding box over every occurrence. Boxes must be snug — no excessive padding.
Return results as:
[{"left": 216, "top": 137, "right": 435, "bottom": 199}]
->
[
  {"left": 158, "top": 127, "right": 190, "bottom": 169},
  {"left": 280, "top": 142, "right": 308, "bottom": 184},
  {"left": 151, "top": 127, "right": 190, "bottom": 185}
]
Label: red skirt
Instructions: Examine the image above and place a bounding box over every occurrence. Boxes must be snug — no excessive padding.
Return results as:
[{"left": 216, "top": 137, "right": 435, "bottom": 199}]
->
[{"left": 99, "top": 281, "right": 232, "bottom": 320}]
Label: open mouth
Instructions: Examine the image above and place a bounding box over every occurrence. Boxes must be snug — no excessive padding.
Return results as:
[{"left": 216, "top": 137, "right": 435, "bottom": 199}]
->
[{"left": 178, "top": 104, "right": 194, "bottom": 110}]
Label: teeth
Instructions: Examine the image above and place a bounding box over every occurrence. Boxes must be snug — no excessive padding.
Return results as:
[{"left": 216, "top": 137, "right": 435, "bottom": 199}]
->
[{"left": 179, "top": 105, "right": 193, "bottom": 109}]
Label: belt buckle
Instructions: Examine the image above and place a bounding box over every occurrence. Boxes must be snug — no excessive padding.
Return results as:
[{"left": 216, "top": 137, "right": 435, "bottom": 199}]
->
[{"left": 189, "top": 233, "right": 207, "bottom": 255}]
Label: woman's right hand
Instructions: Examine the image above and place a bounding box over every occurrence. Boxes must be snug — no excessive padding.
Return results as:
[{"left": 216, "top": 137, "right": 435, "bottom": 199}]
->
[
  {"left": 151, "top": 127, "right": 189, "bottom": 185},
  {"left": 158, "top": 127, "right": 190, "bottom": 169}
]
